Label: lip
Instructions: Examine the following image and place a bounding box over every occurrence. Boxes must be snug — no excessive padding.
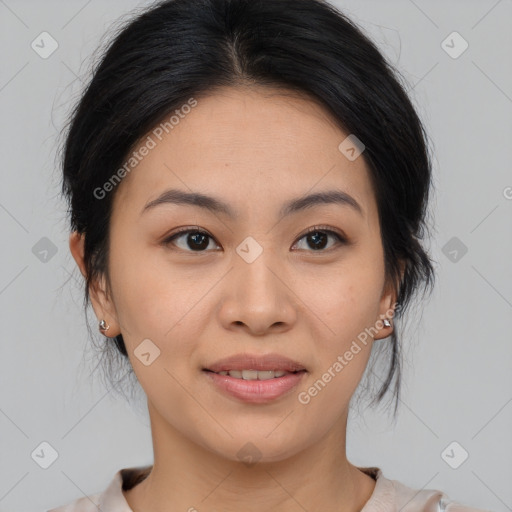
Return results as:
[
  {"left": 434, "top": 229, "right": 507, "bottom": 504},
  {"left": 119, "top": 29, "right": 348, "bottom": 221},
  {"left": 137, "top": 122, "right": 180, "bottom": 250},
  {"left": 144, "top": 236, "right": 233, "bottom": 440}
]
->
[
  {"left": 203, "top": 369, "right": 307, "bottom": 404},
  {"left": 203, "top": 353, "right": 307, "bottom": 373},
  {"left": 202, "top": 353, "right": 308, "bottom": 404}
]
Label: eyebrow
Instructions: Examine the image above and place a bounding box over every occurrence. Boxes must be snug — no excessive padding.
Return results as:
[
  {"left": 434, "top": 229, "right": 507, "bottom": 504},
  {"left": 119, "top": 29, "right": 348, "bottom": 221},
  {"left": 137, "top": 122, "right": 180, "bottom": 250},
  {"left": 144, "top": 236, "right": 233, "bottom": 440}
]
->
[{"left": 141, "top": 188, "right": 363, "bottom": 219}]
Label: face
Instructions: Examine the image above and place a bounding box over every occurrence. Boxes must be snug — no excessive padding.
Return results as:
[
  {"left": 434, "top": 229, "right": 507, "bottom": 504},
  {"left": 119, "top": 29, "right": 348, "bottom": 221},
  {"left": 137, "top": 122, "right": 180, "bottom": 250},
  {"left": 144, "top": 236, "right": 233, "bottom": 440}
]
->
[{"left": 71, "top": 86, "right": 398, "bottom": 463}]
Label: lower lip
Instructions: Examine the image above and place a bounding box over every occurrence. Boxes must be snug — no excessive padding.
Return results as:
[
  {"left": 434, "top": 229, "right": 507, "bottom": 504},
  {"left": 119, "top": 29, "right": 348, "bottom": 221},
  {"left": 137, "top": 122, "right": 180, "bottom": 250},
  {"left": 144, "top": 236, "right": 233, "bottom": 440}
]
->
[{"left": 203, "top": 370, "right": 306, "bottom": 404}]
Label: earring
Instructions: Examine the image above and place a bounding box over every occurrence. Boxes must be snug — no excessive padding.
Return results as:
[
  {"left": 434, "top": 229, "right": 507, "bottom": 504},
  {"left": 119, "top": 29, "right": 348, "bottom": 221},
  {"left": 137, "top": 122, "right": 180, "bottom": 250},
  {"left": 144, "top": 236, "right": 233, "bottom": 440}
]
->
[
  {"left": 99, "top": 319, "right": 110, "bottom": 333},
  {"left": 383, "top": 318, "right": 391, "bottom": 328}
]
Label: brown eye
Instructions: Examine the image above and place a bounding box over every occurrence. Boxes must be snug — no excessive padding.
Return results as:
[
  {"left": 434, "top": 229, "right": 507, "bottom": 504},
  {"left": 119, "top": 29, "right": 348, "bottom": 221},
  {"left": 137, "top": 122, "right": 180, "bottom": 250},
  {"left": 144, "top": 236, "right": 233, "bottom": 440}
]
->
[
  {"left": 162, "top": 225, "right": 347, "bottom": 253},
  {"left": 293, "top": 227, "right": 347, "bottom": 252},
  {"left": 163, "top": 228, "right": 219, "bottom": 252}
]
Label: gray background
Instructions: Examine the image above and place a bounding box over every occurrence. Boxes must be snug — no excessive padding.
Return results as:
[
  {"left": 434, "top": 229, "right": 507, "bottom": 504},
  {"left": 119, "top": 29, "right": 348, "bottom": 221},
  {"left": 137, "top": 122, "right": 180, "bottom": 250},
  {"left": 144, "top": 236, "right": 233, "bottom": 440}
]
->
[{"left": 0, "top": 0, "right": 511, "bottom": 511}]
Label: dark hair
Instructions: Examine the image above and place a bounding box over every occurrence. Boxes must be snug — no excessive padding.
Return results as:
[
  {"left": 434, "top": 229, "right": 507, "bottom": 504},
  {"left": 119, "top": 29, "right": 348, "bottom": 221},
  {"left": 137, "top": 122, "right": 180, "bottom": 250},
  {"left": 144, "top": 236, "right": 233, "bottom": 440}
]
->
[{"left": 60, "top": 0, "right": 435, "bottom": 416}]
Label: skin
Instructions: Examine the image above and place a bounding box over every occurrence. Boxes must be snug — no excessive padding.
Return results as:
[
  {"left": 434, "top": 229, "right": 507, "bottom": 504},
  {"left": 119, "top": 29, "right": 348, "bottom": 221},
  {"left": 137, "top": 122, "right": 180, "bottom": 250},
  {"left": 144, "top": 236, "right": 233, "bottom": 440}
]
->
[{"left": 70, "top": 85, "right": 402, "bottom": 512}]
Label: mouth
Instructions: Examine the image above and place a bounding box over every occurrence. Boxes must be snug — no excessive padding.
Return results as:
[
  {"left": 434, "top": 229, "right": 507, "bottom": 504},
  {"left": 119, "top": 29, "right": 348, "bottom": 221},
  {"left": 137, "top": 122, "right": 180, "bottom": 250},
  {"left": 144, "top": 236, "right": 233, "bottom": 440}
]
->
[
  {"left": 202, "top": 353, "right": 308, "bottom": 402},
  {"left": 202, "top": 369, "right": 307, "bottom": 380}
]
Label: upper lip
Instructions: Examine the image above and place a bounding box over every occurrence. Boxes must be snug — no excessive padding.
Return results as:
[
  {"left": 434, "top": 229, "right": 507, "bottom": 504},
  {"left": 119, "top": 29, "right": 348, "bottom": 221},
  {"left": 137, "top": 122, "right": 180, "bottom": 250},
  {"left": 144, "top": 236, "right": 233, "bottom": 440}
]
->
[{"left": 204, "top": 353, "right": 307, "bottom": 373}]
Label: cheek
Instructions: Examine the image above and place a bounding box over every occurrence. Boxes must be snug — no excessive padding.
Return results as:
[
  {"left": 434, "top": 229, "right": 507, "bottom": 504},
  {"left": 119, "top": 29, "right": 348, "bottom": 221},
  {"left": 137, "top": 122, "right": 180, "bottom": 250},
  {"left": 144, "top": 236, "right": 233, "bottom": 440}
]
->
[
  {"left": 299, "top": 253, "right": 384, "bottom": 340},
  {"left": 294, "top": 268, "right": 382, "bottom": 416},
  {"left": 108, "top": 240, "right": 212, "bottom": 366},
  {"left": 107, "top": 237, "right": 168, "bottom": 337}
]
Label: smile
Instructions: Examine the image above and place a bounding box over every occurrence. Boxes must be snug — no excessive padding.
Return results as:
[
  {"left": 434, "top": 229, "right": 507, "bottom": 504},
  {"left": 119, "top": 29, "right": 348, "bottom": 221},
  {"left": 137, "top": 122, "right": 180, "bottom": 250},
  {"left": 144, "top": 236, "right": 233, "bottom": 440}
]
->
[{"left": 207, "top": 369, "right": 304, "bottom": 380}]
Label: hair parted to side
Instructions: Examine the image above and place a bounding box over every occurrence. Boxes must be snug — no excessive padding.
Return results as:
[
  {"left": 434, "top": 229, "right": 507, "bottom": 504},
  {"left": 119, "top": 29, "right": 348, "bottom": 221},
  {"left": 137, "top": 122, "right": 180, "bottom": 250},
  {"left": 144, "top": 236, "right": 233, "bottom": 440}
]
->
[{"left": 60, "top": 0, "right": 436, "bottom": 416}]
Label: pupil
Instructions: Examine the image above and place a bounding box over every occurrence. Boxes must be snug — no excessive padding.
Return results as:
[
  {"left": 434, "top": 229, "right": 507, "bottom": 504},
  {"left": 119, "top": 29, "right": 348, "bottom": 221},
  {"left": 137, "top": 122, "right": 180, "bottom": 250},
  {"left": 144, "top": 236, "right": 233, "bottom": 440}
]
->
[
  {"left": 309, "top": 231, "right": 327, "bottom": 250},
  {"left": 188, "top": 232, "right": 208, "bottom": 251}
]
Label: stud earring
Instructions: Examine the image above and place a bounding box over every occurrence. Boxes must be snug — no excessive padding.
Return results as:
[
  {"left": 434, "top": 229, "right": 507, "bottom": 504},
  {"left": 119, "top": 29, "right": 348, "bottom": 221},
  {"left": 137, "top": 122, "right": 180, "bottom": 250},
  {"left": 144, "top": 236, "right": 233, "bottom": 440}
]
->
[
  {"left": 99, "top": 319, "right": 110, "bottom": 333},
  {"left": 383, "top": 318, "right": 391, "bottom": 328}
]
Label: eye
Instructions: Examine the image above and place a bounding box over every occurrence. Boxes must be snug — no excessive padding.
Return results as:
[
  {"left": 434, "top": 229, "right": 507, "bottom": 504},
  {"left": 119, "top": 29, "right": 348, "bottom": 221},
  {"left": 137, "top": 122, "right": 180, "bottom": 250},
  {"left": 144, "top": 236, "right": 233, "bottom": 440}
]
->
[
  {"left": 162, "top": 225, "right": 348, "bottom": 253},
  {"left": 163, "top": 227, "right": 220, "bottom": 252},
  {"left": 292, "top": 226, "right": 347, "bottom": 252}
]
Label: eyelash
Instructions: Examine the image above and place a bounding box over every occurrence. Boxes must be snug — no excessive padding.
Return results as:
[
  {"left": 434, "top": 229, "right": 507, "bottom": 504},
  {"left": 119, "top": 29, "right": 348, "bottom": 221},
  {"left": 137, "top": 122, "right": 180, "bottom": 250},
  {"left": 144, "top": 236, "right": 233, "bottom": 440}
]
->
[{"left": 162, "top": 225, "right": 348, "bottom": 253}]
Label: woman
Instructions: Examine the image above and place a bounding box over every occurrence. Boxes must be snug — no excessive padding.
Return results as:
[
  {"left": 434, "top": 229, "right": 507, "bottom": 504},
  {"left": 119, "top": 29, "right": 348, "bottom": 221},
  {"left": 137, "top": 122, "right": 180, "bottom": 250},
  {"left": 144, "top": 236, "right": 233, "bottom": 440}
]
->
[{"left": 49, "top": 0, "right": 488, "bottom": 510}]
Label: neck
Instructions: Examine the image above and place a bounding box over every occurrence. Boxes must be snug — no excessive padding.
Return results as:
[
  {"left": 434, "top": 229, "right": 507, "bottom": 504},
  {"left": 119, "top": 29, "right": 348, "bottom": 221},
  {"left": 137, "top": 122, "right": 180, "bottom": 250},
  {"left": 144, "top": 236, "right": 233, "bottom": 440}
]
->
[{"left": 123, "top": 402, "right": 376, "bottom": 512}]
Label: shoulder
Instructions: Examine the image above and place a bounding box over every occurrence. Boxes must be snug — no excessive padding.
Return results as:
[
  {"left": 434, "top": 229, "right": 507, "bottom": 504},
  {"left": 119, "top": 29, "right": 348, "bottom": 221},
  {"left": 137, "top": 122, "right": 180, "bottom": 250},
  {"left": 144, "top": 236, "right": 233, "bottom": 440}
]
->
[
  {"left": 46, "top": 492, "right": 103, "bottom": 512},
  {"left": 359, "top": 466, "right": 491, "bottom": 512},
  {"left": 45, "top": 465, "right": 151, "bottom": 512},
  {"left": 392, "top": 478, "right": 490, "bottom": 512}
]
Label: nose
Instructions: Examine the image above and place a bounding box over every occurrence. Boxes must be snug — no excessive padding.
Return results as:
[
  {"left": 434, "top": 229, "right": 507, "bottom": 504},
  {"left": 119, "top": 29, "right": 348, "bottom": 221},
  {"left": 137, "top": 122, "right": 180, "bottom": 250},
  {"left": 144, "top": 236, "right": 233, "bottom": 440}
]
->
[{"left": 217, "top": 246, "right": 298, "bottom": 336}]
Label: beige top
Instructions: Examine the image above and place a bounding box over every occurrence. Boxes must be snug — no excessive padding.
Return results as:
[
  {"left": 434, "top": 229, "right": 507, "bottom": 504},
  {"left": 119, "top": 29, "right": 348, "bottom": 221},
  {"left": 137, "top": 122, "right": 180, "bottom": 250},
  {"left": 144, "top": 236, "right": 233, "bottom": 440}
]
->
[{"left": 47, "top": 465, "right": 490, "bottom": 512}]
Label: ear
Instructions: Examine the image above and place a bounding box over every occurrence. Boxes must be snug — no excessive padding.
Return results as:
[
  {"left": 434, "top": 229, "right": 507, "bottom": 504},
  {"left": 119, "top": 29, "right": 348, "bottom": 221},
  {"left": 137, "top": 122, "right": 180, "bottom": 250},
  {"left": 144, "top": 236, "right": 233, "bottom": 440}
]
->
[
  {"left": 69, "top": 231, "right": 121, "bottom": 337},
  {"left": 373, "top": 260, "right": 405, "bottom": 340}
]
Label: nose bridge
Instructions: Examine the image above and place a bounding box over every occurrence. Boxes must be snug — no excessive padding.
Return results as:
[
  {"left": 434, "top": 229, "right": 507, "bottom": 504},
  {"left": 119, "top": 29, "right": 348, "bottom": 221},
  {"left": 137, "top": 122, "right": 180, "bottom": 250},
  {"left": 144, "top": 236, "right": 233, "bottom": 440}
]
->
[
  {"left": 217, "top": 233, "right": 296, "bottom": 333},
  {"left": 234, "top": 234, "right": 282, "bottom": 299}
]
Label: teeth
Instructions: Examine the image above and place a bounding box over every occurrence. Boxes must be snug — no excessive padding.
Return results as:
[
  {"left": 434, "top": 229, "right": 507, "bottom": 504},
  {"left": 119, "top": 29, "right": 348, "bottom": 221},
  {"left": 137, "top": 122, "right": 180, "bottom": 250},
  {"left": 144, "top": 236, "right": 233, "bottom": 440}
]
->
[{"left": 216, "top": 370, "right": 291, "bottom": 380}]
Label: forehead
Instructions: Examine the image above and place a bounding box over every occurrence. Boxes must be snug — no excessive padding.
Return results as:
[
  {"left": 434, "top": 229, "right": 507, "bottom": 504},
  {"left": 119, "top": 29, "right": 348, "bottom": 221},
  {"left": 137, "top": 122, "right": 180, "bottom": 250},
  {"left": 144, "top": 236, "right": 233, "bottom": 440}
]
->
[{"left": 111, "top": 86, "right": 377, "bottom": 223}]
